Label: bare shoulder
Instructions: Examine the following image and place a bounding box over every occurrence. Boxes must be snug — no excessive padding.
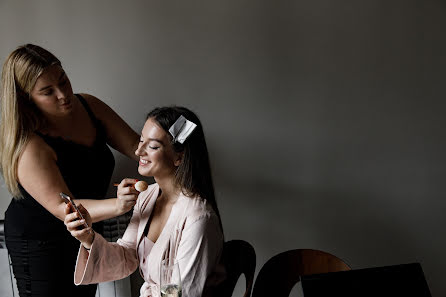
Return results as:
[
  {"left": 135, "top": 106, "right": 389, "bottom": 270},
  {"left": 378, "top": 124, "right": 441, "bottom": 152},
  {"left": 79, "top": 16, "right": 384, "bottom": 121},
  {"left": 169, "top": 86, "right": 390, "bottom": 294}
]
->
[{"left": 20, "top": 133, "right": 56, "bottom": 163}]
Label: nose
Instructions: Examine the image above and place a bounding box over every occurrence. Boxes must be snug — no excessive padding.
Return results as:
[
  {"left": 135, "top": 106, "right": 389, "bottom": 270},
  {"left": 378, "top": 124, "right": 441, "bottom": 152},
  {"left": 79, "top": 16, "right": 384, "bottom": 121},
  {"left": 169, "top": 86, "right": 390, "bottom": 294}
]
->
[
  {"left": 135, "top": 144, "right": 145, "bottom": 156},
  {"left": 55, "top": 87, "right": 67, "bottom": 100}
]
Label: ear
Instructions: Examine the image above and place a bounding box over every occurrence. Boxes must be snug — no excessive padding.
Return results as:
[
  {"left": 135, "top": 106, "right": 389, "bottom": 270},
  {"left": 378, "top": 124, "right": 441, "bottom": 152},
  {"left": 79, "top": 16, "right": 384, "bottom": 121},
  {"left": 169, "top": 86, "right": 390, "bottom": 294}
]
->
[{"left": 174, "top": 152, "right": 184, "bottom": 167}]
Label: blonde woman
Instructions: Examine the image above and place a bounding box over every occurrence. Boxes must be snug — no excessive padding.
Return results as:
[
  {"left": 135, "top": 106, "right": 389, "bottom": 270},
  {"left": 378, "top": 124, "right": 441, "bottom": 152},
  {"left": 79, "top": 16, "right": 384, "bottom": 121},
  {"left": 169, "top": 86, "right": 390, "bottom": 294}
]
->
[
  {"left": 65, "top": 107, "right": 225, "bottom": 297},
  {"left": 0, "top": 44, "right": 140, "bottom": 297}
]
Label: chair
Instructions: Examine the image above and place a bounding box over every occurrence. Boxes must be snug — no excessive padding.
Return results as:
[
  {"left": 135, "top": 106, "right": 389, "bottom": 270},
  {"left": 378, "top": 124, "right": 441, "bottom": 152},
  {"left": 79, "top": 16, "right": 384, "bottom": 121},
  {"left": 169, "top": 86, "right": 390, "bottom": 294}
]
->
[
  {"left": 0, "top": 219, "right": 6, "bottom": 248},
  {"left": 251, "top": 249, "right": 350, "bottom": 297},
  {"left": 215, "top": 240, "right": 256, "bottom": 297},
  {"left": 0, "top": 219, "right": 17, "bottom": 296},
  {"left": 300, "top": 263, "right": 432, "bottom": 297}
]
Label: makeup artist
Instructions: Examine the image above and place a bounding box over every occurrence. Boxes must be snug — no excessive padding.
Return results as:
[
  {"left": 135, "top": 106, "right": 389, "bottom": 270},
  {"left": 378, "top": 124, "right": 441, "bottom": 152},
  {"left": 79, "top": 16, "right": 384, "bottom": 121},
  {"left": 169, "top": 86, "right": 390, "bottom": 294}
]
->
[{"left": 0, "top": 44, "right": 140, "bottom": 297}]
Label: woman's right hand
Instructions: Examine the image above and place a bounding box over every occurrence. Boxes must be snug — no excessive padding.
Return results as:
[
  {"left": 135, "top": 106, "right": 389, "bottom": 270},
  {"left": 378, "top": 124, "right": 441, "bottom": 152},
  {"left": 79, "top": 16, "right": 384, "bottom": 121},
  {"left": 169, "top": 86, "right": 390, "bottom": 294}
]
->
[{"left": 64, "top": 203, "right": 95, "bottom": 249}]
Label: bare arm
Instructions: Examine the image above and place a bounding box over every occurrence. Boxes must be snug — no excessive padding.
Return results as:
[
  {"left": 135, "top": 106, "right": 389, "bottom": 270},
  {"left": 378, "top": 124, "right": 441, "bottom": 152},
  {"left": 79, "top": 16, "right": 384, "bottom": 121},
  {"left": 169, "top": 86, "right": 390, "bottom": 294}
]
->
[
  {"left": 78, "top": 178, "right": 139, "bottom": 222},
  {"left": 80, "top": 93, "right": 139, "bottom": 161},
  {"left": 17, "top": 135, "right": 138, "bottom": 222}
]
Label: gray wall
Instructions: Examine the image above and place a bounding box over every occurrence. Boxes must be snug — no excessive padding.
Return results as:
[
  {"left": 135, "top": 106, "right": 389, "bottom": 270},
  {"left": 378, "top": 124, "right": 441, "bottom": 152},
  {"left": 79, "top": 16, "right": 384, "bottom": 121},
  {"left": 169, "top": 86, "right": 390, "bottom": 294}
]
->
[{"left": 1, "top": 0, "right": 445, "bottom": 296}]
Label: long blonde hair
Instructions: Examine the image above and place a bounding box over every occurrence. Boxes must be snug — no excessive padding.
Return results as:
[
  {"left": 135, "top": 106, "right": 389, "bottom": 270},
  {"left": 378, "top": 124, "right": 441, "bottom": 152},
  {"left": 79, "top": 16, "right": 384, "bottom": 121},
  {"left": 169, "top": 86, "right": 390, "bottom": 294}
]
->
[{"left": 0, "top": 44, "right": 60, "bottom": 197}]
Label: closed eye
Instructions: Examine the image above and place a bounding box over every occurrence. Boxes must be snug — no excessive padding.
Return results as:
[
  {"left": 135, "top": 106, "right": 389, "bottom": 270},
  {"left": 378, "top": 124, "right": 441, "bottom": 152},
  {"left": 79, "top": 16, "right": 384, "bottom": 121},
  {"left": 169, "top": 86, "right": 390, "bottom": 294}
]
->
[{"left": 43, "top": 89, "right": 53, "bottom": 96}]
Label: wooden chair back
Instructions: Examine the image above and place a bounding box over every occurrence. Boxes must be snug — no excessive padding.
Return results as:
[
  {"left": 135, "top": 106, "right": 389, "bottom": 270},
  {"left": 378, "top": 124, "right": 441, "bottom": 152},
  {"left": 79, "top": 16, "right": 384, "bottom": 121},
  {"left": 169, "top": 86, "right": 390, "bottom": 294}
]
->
[
  {"left": 215, "top": 240, "right": 256, "bottom": 297},
  {"left": 252, "top": 249, "right": 350, "bottom": 297}
]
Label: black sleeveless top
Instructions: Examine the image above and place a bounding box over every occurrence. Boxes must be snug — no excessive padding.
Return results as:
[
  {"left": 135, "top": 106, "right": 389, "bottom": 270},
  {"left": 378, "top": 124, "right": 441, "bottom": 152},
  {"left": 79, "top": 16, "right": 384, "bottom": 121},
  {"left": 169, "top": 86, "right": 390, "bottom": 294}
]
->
[{"left": 5, "top": 94, "right": 115, "bottom": 240}]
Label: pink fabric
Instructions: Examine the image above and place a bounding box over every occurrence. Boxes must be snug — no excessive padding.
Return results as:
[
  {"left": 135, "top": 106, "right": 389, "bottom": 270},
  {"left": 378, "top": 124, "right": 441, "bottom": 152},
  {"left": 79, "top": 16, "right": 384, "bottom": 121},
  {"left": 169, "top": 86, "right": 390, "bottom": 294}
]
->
[
  {"left": 74, "top": 183, "right": 225, "bottom": 297},
  {"left": 138, "top": 237, "right": 154, "bottom": 279}
]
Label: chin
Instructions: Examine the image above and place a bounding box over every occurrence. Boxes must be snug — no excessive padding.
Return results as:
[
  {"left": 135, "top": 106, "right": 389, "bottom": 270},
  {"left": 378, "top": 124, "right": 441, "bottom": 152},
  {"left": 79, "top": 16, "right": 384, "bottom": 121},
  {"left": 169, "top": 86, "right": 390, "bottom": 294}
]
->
[
  {"left": 138, "top": 167, "right": 151, "bottom": 177},
  {"left": 59, "top": 106, "right": 73, "bottom": 115}
]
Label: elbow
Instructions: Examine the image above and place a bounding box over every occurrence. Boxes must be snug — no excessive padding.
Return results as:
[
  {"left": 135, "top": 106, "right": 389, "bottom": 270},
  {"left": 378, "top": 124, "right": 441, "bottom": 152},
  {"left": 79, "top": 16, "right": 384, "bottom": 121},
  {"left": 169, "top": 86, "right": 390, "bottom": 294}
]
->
[{"left": 54, "top": 202, "right": 68, "bottom": 222}]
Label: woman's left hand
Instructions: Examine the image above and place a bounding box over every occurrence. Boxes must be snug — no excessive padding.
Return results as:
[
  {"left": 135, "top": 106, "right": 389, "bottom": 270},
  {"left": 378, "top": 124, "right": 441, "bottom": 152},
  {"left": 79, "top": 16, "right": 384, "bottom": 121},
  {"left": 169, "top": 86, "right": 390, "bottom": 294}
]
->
[{"left": 64, "top": 203, "right": 95, "bottom": 249}]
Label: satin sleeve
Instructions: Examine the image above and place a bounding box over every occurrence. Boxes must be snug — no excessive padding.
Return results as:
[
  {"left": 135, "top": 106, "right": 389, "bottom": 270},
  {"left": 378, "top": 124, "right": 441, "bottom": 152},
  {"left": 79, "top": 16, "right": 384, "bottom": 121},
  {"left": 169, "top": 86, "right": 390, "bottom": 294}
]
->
[{"left": 74, "top": 197, "right": 144, "bottom": 285}]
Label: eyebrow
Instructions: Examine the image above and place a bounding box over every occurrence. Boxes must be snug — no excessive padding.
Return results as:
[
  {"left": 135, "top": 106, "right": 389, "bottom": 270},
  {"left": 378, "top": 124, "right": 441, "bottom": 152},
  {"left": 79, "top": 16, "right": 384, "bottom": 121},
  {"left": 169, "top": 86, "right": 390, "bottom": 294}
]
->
[
  {"left": 38, "top": 71, "right": 66, "bottom": 92},
  {"left": 144, "top": 137, "right": 164, "bottom": 145}
]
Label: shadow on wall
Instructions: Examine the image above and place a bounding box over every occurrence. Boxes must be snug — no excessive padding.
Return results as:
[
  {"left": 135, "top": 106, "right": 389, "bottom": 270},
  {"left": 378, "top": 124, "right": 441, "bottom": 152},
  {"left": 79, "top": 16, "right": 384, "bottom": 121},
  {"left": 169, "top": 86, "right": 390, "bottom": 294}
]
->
[
  {"left": 213, "top": 163, "right": 443, "bottom": 294},
  {"left": 91, "top": 136, "right": 443, "bottom": 292}
]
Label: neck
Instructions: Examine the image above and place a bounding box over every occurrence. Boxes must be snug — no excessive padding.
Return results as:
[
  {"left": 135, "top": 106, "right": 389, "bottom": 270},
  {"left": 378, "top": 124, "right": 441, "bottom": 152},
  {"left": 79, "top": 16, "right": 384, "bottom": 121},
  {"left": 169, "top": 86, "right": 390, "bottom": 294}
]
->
[
  {"left": 155, "top": 176, "right": 181, "bottom": 203},
  {"left": 40, "top": 100, "right": 78, "bottom": 136},
  {"left": 45, "top": 113, "right": 74, "bottom": 133}
]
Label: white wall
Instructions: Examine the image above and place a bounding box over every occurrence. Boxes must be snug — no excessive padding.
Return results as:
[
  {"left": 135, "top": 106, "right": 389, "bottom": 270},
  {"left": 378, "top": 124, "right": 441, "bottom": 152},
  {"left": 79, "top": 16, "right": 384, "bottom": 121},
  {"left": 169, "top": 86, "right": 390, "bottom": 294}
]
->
[{"left": 1, "top": 0, "right": 445, "bottom": 296}]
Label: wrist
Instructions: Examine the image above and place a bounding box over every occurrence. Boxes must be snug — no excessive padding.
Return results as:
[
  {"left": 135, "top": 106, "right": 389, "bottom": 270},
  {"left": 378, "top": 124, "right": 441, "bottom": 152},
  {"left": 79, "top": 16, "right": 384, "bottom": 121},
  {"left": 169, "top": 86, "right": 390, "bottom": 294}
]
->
[
  {"left": 115, "top": 198, "right": 124, "bottom": 216},
  {"left": 82, "top": 230, "right": 95, "bottom": 250}
]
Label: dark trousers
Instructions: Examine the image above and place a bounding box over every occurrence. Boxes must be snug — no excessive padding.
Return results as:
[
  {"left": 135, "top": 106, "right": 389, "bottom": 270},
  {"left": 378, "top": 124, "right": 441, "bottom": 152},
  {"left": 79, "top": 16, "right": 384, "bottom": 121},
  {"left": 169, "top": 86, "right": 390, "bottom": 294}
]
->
[{"left": 5, "top": 237, "right": 97, "bottom": 297}]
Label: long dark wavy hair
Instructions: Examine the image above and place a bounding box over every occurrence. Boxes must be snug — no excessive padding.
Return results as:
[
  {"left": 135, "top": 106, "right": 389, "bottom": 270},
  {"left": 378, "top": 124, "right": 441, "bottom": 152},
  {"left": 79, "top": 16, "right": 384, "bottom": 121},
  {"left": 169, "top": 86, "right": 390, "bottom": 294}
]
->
[{"left": 147, "top": 106, "right": 223, "bottom": 233}]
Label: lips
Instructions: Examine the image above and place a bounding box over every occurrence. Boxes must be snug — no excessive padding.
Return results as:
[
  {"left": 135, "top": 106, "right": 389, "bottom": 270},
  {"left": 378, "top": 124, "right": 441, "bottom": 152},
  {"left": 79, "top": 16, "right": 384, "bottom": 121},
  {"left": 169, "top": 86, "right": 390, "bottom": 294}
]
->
[
  {"left": 139, "top": 159, "right": 149, "bottom": 166},
  {"left": 60, "top": 100, "right": 71, "bottom": 107}
]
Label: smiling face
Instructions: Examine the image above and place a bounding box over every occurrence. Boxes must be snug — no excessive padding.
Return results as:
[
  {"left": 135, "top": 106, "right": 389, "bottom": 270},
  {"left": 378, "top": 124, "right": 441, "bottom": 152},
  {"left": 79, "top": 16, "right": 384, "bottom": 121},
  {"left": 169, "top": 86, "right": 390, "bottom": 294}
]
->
[
  {"left": 29, "top": 64, "right": 74, "bottom": 118},
  {"left": 135, "top": 118, "right": 183, "bottom": 179}
]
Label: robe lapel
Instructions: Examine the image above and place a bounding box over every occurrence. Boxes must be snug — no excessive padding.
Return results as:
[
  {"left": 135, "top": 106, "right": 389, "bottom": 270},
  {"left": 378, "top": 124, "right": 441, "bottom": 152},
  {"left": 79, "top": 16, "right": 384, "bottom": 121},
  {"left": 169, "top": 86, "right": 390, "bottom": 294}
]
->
[
  {"left": 145, "top": 194, "right": 191, "bottom": 283},
  {"left": 136, "top": 184, "right": 160, "bottom": 253}
]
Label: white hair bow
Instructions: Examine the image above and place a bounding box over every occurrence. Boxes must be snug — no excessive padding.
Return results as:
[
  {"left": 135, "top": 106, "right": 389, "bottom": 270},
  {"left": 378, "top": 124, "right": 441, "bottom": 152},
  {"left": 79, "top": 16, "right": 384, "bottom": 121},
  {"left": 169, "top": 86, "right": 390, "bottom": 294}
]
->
[{"left": 168, "top": 115, "right": 197, "bottom": 144}]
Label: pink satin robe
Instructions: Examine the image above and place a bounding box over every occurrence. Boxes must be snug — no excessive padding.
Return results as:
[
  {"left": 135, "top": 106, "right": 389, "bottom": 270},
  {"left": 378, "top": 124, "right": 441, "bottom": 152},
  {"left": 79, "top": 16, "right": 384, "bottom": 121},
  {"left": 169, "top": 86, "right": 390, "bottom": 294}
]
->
[{"left": 74, "top": 183, "right": 225, "bottom": 297}]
